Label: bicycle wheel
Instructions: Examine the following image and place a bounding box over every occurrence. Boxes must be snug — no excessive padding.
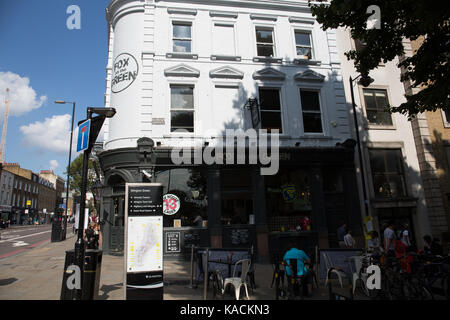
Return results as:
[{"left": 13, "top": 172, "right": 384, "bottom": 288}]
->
[{"left": 442, "top": 274, "right": 450, "bottom": 300}]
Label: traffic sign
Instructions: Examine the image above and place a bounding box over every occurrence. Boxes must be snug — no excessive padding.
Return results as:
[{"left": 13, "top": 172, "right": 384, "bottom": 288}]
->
[
  {"left": 59, "top": 204, "right": 66, "bottom": 209},
  {"left": 76, "top": 119, "right": 91, "bottom": 152}
]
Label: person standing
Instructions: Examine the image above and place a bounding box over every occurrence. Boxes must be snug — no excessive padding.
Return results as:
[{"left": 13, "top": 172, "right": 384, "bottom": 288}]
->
[
  {"left": 344, "top": 228, "right": 356, "bottom": 248},
  {"left": 383, "top": 220, "right": 396, "bottom": 257},
  {"left": 337, "top": 221, "right": 347, "bottom": 248},
  {"left": 400, "top": 223, "right": 412, "bottom": 250}
]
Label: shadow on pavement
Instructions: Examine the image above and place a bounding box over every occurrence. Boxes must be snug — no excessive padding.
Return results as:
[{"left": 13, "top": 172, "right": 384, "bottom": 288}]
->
[
  {"left": 98, "top": 283, "right": 123, "bottom": 300},
  {"left": 0, "top": 278, "right": 18, "bottom": 286}
]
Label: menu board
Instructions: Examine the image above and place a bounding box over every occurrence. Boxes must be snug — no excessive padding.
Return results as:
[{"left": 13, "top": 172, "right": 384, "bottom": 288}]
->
[
  {"left": 231, "top": 228, "right": 250, "bottom": 245},
  {"left": 165, "top": 232, "right": 181, "bottom": 253},
  {"left": 125, "top": 183, "right": 164, "bottom": 300}
]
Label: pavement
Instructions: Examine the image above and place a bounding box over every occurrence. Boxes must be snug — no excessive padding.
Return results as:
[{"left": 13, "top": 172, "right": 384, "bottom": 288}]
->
[{"left": 0, "top": 227, "right": 360, "bottom": 300}]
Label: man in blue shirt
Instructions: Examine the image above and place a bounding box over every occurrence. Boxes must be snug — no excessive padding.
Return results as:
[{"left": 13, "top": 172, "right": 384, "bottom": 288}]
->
[
  {"left": 337, "top": 221, "right": 347, "bottom": 248},
  {"left": 283, "top": 241, "right": 313, "bottom": 297}
]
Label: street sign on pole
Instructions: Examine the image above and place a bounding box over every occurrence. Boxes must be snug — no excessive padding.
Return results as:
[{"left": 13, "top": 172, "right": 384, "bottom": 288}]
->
[{"left": 76, "top": 119, "right": 91, "bottom": 152}]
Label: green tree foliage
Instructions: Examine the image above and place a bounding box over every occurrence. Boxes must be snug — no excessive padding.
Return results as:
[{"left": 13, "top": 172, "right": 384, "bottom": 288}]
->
[
  {"left": 309, "top": 0, "right": 450, "bottom": 118},
  {"left": 65, "top": 154, "right": 100, "bottom": 202}
]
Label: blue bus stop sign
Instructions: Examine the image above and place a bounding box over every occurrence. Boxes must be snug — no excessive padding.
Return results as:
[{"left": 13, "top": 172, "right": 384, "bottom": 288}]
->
[{"left": 76, "top": 119, "right": 91, "bottom": 152}]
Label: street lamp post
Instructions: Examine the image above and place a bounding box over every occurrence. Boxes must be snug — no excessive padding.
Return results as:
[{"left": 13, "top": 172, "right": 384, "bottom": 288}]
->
[
  {"left": 55, "top": 100, "right": 76, "bottom": 239},
  {"left": 72, "top": 106, "right": 116, "bottom": 300},
  {"left": 349, "top": 74, "right": 373, "bottom": 217}
]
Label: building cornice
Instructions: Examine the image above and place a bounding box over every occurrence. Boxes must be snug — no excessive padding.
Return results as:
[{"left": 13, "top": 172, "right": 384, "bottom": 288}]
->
[{"left": 154, "top": 0, "right": 313, "bottom": 13}]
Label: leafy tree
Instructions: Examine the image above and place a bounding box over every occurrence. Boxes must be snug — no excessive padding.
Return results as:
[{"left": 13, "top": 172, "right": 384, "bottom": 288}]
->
[
  {"left": 309, "top": 0, "right": 450, "bottom": 118},
  {"left": 65, "top": 154, "right": 101, "bottom": 206}
]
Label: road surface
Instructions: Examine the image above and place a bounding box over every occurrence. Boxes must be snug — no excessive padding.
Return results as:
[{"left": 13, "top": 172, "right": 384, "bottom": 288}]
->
[{"left": 0, "top": 224, "right": 72, "bottom": 259}]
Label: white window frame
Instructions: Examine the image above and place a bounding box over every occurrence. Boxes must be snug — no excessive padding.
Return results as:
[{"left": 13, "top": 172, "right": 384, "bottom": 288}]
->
[
  {"left": 257, "top": 86, "right": 284, "bottom": 134},
  {"left": 441, "top": 109, "right": 450, "bottom": 128},
  {"left": 293, "top": 29, "right": 314, "bottom": 60},
  {"left": 254, "top": 24, "right": 277, "bottom": 58},
  {"left": 171, "top": 19, "right": 194, "bottom": 54},
  {"left": 169, "top": 83, "right": 196, "bottom": 133},
  {"left": 360, "top": 87, "right": 395, "bottom": 129},
  {"left": 299, "top": 88, "right": 325, "bottom": 135}
]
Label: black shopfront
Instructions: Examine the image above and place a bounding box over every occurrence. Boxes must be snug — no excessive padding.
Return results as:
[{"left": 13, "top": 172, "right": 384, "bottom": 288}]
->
[{"left": 98, "top": 138, "right": 362, "bottom": 261}]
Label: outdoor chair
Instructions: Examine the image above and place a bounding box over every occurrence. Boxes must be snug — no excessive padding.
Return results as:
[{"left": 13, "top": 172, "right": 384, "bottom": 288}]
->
[
  {"left": 349, "top": 255, "right": 368, "bottom": 295},
  {"left": 323, "top": 252, "right": 346, "bottom": 288},
  {"left": 222, "top": 259, "right": 251, "bottom": 300}
]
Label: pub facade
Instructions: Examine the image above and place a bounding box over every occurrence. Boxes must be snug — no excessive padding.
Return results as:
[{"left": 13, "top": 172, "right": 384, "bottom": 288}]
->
[{"left": 98, "top": 0, "right": 363, "bottom": 260}]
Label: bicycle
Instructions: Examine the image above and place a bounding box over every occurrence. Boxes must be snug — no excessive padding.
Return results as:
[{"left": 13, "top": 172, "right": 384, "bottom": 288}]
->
[{"left": 270, "top": 258, "right": 287, "bottom": 300}]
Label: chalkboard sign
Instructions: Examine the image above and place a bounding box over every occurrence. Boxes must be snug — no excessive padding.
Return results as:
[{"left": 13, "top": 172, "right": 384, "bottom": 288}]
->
[
  {"left": 165, "top": 231, "right": 181, "bottom": 253},
  {"left": 184, "top": 231, "right": 200, "bottom": 246},
  {"left": 231, "top": 228, "right": 249, "bottom": 245},
  {"left": 318, "top": 249, "right": 362, "bottom": 279}
]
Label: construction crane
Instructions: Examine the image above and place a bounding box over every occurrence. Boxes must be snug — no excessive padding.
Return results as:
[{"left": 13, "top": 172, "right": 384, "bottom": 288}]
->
[{"left": 0, "top": 88, "right": 10, "bottom": 163}]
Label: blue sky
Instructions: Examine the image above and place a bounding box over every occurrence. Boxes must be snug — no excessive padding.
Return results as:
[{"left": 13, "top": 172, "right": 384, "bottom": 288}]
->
[{"left": 0, "top": 0, "right": 109, "bottom": 179}]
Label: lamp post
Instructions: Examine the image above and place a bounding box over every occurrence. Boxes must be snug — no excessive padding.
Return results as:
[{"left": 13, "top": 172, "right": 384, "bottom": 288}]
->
[
  {"left": 72, "top": 106, "right": 116, "bottom": 300},
  {"left": 55, "top": 100, "right": 76, "bottom": 239},
  {"left": 349, "top": 74, "right": 373, "bottom": 217}
]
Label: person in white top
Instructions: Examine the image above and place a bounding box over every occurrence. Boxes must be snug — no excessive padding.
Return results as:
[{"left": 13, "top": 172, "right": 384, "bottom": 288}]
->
[
  {"left": 401, "top": 223, "right": 411, "bottom": 248},
  {"left": 344, "top": 228, "right": 356, "bottom": 248}
]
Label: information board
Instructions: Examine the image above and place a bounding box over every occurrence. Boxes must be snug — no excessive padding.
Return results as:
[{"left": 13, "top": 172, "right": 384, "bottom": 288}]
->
[
  {"left": 125, "top": 183, "right": 163, "bottom": 300},
  {"left": 165, "top": 231, "right": 181, "bottom": 253}
]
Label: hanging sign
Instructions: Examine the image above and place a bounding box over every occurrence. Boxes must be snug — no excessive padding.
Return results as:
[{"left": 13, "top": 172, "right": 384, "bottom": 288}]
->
[
  {"left": 125, "top": 183, "right": 163, "bottom": 300},
  {"left": 163, "top": 194, "right": 180, "bottom": 215}
]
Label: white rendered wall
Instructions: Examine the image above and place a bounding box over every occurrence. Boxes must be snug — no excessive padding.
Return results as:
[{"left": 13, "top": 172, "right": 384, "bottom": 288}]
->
[
  {"left": 105, "top": 0, "right": 353, "bottom": 150},
  {"left": 336, "top": 27, "right": 431, "bottom": 243}
]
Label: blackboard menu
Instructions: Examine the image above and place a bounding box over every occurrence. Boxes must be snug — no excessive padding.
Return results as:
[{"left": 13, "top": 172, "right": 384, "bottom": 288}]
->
[
  {"left": 165, "top": 232, "right": 181, "bottom": 253},
  {"left": 127, "top": 184, "right": 163, "bottom": 216},
  {"left": 231, "top": 228, "right": 249, "bottom": 245}
]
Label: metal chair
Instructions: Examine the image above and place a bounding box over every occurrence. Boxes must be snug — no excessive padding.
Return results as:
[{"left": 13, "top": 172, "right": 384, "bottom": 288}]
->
[
  {"left": 349, "top": 255, "right": 368, "bottom": 295},
  {"left": 223, "top": 259, "right": 251, "bottom": 300},
  {"left": 323, "top": 252, "right": 346, "bottom": 288}
]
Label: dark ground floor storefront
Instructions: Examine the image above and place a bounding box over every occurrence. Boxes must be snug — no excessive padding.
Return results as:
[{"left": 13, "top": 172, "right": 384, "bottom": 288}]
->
[{"left": 98, "top": 138, "right": 363, "bottom": 261}]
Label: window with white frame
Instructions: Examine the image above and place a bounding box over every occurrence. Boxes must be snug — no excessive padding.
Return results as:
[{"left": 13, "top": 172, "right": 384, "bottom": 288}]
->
[
  {"left": 443, "top": 109, "right": 450, "bottom": 124},
  {"left": 170, "top": 84, "right": 194, "bottom": 132},
  {"left": 213, "top": 23, "right": 235, "bottom": 56},
  {"left": 363, "top": 89, "right": 393, "bottom": 126},
  {"left": 300, "top": 89, "right": 323, "bottom": 133},
  {"left": 255, "top": 27, "right": 275, "bottom": 57},
  {"left": 258, "top": 88, "right": 283, "bottom": 133},
  {"left": 294, "top": 31, "right": 313, "bottom": 59},
  {"left": 172, "top": 22, "right": 192, "bottom": 53}
]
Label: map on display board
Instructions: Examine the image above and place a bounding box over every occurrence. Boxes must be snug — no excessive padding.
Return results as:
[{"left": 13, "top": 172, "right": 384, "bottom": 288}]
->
[{"left": 127, "top": 216, "right": 162, "bottom": 272}]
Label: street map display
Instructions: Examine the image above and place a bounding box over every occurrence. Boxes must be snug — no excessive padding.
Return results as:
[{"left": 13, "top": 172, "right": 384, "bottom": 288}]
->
[{"left": 127, "top": 216, "right": 162, "bottom": 273}]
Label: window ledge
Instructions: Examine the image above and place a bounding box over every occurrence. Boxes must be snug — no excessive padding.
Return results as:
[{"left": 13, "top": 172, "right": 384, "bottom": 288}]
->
[
  {"left": 253, "top": 56, "right": 282, "bottom": 63},
  {"left": 211, "top": 55, "right": 242, "bottom": 62},
  {"left": 293, "top": 58, "right": 321, "bottom": 65},
  {"left": 366, "top": 125, "right": 396, "bottom": 130},
  {"left": 300, "top": 135, "right": 332, "bottom": 139},
  {"left": 166, "top": 53, "right": 198, "bottom": 60}
]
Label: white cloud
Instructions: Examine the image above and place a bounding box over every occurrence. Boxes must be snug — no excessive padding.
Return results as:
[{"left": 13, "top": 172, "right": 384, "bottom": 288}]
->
[
  {"left": 50, "top": 159, "right": 59, "bottom": 170},
  {"left": 20, "top": 114, "right": 76, "bottom": 154},
  {"left": 0, "top": 71, "right": 47, "bottom": 117}
]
